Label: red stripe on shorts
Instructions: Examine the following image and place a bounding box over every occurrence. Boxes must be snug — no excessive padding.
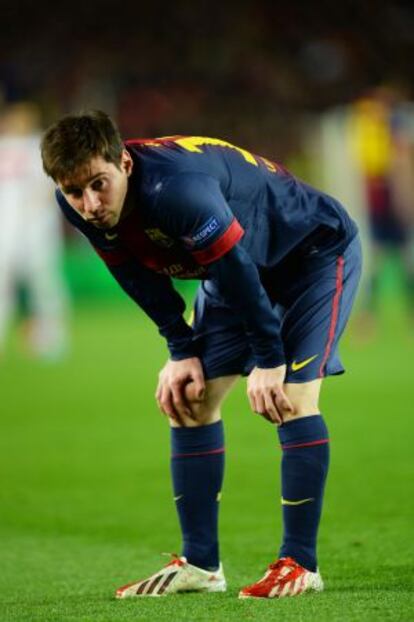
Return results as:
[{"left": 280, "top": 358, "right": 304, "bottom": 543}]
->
[{"left": 318, "top": 256, "right": 344, "bottom": 377}]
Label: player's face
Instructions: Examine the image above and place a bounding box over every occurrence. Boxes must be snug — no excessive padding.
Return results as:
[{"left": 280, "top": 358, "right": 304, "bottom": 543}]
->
[{"left": 58, "top": 151, "right": 133, "bottom": 229}]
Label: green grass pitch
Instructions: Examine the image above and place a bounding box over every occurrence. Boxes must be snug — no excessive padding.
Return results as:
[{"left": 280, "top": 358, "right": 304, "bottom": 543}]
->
[{"left": 1, "top": 302, "right": 413, "bottom": 621}]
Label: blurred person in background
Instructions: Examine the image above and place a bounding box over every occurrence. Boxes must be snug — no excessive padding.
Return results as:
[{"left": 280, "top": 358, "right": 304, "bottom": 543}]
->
[
  {"left": 348, "top": 85, "right": 414, "bottom": 331},
  {"left": 41, "top": 110, "right": 361, "bottom": 600},
  {"left": 0, "top": 102, "right": 69, "bottom": 360}
]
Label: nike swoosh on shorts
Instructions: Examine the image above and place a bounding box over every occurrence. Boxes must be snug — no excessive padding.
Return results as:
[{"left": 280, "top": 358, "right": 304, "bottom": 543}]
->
[{"left": 290, "top": 355, "right": 318, "bottom": 372}]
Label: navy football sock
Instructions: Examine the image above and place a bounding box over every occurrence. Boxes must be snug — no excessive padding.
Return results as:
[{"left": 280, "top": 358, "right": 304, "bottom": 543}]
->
[
  {"left": 171, "top": 420, "right": 225, "bottom": 571},
  {"left": 277, "top": 415, "right": 329, "bottom": 572}
]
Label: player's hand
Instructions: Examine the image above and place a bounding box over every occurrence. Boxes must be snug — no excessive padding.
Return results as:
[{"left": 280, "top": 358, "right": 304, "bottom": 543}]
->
[
  {"left": 156, "top": 357, "right": 206, "bottom": 426},
  {"left": 247, "top": 365, "right": 295, "bottom": 424}
]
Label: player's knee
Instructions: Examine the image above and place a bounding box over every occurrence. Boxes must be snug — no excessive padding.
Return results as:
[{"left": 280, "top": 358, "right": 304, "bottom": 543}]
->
[
  {"left": 183, "top": 381, "right": 205, "bottom": 404},
  {"left": 182, "top": 381, "right": 222, "bottom": 426},
  {"left": 173, "top": 375, "right": 238, "bottom": 427},
  {"left": 184, "top": 375, "right": 237, "bottom": 407},
  {"left": 283, "top": 379, "right": 322, "bottom": 420}
]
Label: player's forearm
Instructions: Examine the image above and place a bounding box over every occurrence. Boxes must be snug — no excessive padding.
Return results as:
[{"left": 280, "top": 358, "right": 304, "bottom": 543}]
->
[
  {"left": 107, "top": 261, "right": 197, "bottom": 360},
  {"left": 158, "top": 315, "right": 197, "bottom": 360},
  {"left": 208, "top": 245, "right": 285, "bottom": 367}
]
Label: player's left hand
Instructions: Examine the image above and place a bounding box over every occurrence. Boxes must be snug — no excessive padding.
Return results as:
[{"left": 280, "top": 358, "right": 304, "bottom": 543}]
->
[
  {"left": 156, "top": 357, "right": 206, "bottom": 425},
  {"left": 247, "top": 365, "right": 295, "bottom": 424}
]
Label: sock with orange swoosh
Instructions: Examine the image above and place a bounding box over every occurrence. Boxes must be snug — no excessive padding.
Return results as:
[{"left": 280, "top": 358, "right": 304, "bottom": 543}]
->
[{"left": 277, "top": 415, "right": 329, "bottom": 571}]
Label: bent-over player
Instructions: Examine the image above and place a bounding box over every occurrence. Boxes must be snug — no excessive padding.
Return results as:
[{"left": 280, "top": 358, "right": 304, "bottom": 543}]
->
[{"left": 41, "top": 111, "right": 362, "bottom": 599}]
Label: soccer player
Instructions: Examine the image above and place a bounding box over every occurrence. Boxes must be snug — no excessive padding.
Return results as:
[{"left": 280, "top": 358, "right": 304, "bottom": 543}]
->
[
  {"left": 41, "top": 111, "right": 362, "bottom": 599},
  {"left": 0, "top": 102, "right": 69, "bottom": 361},
  {"left": 349, "top": 87, "right": 414, "bottom": 328}
]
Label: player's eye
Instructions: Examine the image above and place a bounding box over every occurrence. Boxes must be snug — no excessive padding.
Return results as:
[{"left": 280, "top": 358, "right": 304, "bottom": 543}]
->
[{"left": 91, "top": 178, "right": 105, "bottom": 191}]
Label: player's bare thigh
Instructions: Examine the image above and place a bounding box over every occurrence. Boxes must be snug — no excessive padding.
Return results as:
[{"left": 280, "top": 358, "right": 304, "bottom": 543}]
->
[
  {"left": 169, "top": 375, "right": 239, "bottom": 428},
  {"left": 169, "top": 375, "right": 323, "bottom": 428},
  {"left": 282, "top": 379, "right": 322, "bottom": 422}
]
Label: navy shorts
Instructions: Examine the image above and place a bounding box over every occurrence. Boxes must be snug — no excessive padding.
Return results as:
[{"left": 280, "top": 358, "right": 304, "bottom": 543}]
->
[{"left": 192, "top": 234, "right": 362, "bottom": 383}]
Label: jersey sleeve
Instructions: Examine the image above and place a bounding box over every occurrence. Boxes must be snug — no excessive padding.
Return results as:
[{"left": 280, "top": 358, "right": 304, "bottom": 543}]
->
[
  {"left": 208, "top": 245, "right": 285, "bottom": 368},
  {"left": 153, "top": 174, "right": 284, "bottom": 368},
  {"left": 55, "top": 189, "right": 197, "bottom": 360},
  {"left": 153, "top": 172, "right": 244, "bottom": 265}
]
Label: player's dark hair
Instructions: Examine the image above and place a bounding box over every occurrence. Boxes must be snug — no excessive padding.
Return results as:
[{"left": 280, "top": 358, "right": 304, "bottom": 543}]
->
[{"left": 41, "top": 110, "right": 124, "bottom": 182}]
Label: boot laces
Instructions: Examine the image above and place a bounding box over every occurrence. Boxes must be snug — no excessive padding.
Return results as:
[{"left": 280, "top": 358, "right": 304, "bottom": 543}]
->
[
  {"left": 266, "top": 557, "right": 303, "bottom": 584},
  {"left": 161, "top": 552, "right": 186, "bottom": 568}
]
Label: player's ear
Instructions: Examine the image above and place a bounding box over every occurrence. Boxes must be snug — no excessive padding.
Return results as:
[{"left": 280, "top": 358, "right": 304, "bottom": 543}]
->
[{"left": 121, "top": 149, "right": 133, "bottom": 176}]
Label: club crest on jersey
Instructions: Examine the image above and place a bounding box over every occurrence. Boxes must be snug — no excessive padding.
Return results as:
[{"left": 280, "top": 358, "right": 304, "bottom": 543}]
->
[
  {"left": 144, "top": 228, "right": 174, "bottom": 248},
  {"left": 182, "top": 216, "right": 220, "bottom": 248}
]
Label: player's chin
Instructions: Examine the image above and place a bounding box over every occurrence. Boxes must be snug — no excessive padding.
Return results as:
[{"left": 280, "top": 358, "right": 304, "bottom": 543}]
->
[{"left": 102, "top": 215, "right": 119, "bottom": 229}]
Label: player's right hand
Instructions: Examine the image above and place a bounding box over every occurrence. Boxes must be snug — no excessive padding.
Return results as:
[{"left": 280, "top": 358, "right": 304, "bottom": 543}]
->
[
  {"left": 155, "top": 357, "right": 206, "bottom": 426},
  {"left": 247, "top": 364, "right": 295, "bottom": 424}
]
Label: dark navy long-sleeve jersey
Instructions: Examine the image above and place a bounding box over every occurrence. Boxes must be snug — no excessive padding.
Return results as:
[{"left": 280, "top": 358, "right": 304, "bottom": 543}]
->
[{"left": 56, "top": 136, "right": 357, "bottom": 368}]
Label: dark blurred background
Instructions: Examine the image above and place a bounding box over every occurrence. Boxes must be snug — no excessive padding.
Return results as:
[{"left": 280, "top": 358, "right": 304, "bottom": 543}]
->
[{"left": 2, "top": 0, "right": 414, "bottom": 153}]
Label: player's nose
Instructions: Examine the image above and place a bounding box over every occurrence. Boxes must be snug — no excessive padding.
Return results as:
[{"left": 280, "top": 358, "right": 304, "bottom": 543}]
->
[{"left": 83, "top": 189, "right": 101, "bottom": 215}]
